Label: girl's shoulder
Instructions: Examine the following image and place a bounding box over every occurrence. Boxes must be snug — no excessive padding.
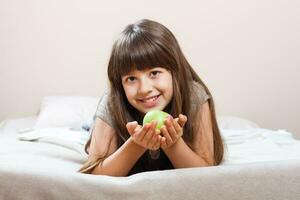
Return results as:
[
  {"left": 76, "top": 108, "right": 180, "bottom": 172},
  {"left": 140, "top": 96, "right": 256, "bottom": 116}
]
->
[
  {"left": 94, "top": 90, "right": 114, "bottom": 128},
  {"left": 190, "top": 81, "right": 210, "bottom": 105}
]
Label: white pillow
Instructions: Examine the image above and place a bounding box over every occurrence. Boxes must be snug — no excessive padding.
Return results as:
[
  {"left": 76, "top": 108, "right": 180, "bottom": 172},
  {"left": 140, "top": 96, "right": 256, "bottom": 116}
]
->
[
  {"left": 217, "top": 115, "right": 259, "bottom": 130},
  {"left": 34, "top": 96, "right": 99, "bottom": 130}
]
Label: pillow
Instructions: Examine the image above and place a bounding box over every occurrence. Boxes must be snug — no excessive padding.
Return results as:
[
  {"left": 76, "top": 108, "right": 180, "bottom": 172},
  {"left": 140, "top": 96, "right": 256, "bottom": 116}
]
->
[
  {"left": 18, "top": 127, "right": 90, "bottom": 157},
  {"left": 217, "top": 115, "right": 259, "bottom": 130},
  {"left": 34, "top": 96, "right": 99, "bottom": 130}
]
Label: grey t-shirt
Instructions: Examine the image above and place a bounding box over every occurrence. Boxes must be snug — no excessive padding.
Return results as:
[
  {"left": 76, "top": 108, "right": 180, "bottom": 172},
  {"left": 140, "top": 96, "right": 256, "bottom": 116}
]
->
[{"left": 94, "top": 90, "right": 114, "bottom": 128}]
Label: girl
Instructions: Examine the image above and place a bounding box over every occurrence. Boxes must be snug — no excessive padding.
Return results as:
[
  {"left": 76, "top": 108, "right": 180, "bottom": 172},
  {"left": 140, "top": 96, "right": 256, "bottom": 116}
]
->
[{"left": 79, "top": 19, "right": 224, "bottom": 176}]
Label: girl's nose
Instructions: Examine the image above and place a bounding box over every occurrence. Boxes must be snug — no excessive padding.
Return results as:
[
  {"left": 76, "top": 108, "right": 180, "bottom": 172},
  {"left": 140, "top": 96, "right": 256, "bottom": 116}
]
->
[{"left": 139, "top": 78, "right": 153, "bottom": 95}]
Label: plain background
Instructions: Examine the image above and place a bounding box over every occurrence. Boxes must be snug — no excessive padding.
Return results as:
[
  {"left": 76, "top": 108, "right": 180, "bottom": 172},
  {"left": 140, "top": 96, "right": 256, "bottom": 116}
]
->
[{"left": 0, "top": 0, "right": 299, "bottom": 138}]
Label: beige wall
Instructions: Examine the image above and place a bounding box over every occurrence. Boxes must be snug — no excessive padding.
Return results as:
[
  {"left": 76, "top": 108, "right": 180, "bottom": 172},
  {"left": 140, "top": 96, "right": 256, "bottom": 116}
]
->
[{"left": 1, "top": 0, "right": 299, "bottom": 137}]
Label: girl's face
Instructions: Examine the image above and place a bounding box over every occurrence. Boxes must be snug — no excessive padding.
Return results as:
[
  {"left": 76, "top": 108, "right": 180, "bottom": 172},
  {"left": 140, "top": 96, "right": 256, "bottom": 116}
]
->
[{"left": 121, "top": 67, "right": 173, "bottom": 114}]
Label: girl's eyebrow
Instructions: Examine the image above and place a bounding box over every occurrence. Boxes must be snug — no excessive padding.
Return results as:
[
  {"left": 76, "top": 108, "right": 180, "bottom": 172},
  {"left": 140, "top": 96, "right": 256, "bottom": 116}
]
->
[
  {"left": 123, "top": 70, "right": 140, "bottom": 77},
  {"left": 149, "top": 67, "right": 164, "bottom": 71},
  {"left": 122, "top": 68, "right": 159, "bottom": 80},
  {"left": 123, "top": 73, "right": 134, "bottom": 78}
]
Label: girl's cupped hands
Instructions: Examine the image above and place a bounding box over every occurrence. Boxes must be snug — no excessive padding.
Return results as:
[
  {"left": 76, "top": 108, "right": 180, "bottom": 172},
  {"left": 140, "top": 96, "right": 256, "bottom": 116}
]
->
[
  {"left": 126, "top": 114, "right": 187, "bottom": 150},
  {"left": 126, "top": 121, "right": 161, "bottom": 150}
]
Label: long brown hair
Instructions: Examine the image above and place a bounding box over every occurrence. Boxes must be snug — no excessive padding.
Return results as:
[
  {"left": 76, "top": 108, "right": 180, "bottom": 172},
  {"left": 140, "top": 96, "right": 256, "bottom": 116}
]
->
[{"left": 81, "top": 19, "right": 223, "bottom": 172}]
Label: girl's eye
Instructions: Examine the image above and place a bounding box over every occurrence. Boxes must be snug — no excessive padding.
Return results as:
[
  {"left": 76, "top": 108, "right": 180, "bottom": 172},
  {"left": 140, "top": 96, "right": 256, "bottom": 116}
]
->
[
  {"left": 150, "top": 71, "right": 160, "bottom": 77},
  {"left": 127, "top": 76, "right": 136, "bottom": 82}
]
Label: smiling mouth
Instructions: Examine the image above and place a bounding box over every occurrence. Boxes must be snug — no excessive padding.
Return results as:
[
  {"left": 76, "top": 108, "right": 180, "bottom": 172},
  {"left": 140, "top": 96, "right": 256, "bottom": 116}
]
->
[{"left": 139, "top": 95, "right": 160, "bottom": 103}]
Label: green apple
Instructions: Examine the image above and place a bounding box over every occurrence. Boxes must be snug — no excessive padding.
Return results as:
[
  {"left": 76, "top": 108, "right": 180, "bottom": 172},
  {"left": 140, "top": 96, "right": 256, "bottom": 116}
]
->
[{"left": 143, "top": 110, "right": 169, "bottom": 130}]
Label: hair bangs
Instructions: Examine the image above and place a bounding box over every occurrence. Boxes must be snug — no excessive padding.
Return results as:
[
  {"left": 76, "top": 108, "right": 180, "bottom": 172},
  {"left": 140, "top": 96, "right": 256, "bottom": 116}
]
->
[{"left": 114, "top": 31, "right": 177, "bottom": 78}]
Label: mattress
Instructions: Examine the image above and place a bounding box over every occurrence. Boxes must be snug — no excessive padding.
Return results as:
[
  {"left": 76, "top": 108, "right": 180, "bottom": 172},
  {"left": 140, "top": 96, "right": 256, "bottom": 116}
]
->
[{"left": 1, "top": 116, "right": 300, "bottom": 200}]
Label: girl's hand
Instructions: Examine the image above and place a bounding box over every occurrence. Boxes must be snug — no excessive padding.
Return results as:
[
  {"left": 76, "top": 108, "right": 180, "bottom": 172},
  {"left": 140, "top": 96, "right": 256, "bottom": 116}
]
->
[
  {"left": 160, "top": 114, "right": 187, "bottom": 149},
  {"left": 126, "top": 121, "right": 162, "bottom": 150}
]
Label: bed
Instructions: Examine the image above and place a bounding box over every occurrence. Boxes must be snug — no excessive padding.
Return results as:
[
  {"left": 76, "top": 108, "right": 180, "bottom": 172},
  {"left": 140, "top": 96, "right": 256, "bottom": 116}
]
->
[{"left": 1, "top": 96, "right": 300, "bottom": 200}]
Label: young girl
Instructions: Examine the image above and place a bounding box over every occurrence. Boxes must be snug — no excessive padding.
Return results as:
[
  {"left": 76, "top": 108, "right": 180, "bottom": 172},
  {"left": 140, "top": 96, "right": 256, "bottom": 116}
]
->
[{"left": 79, "top": 19, "right": 224, "bottom": 176}]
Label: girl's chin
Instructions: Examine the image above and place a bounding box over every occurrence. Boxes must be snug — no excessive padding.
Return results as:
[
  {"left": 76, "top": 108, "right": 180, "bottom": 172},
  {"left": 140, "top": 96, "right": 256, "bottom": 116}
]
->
[{"left": 139, "top": 105, "right": 166, "bottom": 113}]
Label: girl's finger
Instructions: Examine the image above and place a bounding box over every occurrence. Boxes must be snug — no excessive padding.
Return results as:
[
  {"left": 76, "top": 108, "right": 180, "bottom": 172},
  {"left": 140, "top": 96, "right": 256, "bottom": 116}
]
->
[
  {"left": 149, "top": 129, "right": 160, "bottom": 149},
  {"left": 149, "top": 135, "right": 158, "bottom": 150},
  {"left": 161, "top": 125, "right": 172, "bottom": 146},
  {"left": 132, "top": 125, "right": 142, "bottom": 139},
  {"left": 178, "top": 114, "right": 187, "bottom": 127},
  {"left": 153, "top": 135, "right": 161, "bottom": 150},
  {"left": 134, "top": 125, "right": 142, "bottom": 133},
  {"left": 157, "top": 135, "right": 162, "bottom": 147},
  {"left": 173, "top": 118, "right": 183, "bottom": 136},
  {"left": 143, "top": 121, "right": 156, "bottom": 144},
  {"left": 165, "top": 117, "right": 177, "bottom": 141},
  {"left": 146, "top": 129, "right": 156, "bottom": 148},
  {"left": 160, "top": 137, "right": 167, "bottom": 149},
  {"left": 137, "top": 123, "right": 150, "bottom": 142},
  {"left": 126, "top": 121, "right": 138, "bottom": 135}
]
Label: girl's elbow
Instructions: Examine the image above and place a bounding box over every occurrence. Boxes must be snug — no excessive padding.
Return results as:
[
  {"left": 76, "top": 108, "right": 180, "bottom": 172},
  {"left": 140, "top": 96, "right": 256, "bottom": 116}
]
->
[
  {"left": 199, "top": 155, "right": 215, "bottom": 167},
  {"left": 91, "top": 166, "right": 128, "bottom": 177}
]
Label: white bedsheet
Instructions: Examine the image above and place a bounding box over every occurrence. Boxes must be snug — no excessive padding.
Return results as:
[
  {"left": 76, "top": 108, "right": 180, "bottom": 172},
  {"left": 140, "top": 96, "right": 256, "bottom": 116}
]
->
[
  {"left": 1, "top": 116, "right": 300, "bottom": 200},
  {"left": 222, "top": 128, "right": 300, "bottom": 164},
  {"left": 0, "top": 117, "right": 85, "bottom": 174},
  {"left": 2, "top": 116, "right": 299, "bottom": 165}
]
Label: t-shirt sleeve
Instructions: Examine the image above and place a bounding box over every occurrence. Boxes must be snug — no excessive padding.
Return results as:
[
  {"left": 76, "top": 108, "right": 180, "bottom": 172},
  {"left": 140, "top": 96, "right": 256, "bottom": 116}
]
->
[
  {"left": 94, "top": 90, "right": 114, "bottom": 128},
  {"left": 88, "top": 117, "right": 118, "bottom": 157},
  {"left": 189, "top": 82, "right": 215, "bottom": 164},
  {"left": 191, "top": 81, "right": 211, "bottom": 105}
]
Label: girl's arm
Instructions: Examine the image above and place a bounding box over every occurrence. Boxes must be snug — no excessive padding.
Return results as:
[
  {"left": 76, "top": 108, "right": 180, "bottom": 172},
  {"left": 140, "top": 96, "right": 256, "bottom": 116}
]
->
[
  {"left": 162, "top": 102, "right": 215, "bottom": 168},
  {"left": 89, "top": 118, "right": 147, "bottom": 176}
]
